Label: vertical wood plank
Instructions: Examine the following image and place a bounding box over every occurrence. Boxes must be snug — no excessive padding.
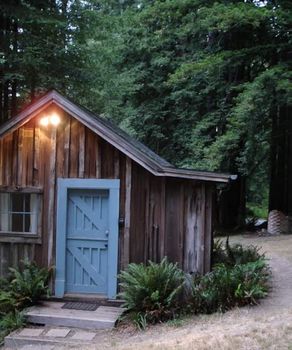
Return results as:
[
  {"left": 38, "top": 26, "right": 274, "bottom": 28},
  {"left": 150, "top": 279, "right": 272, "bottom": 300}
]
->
[
  {"left": 196, "top": 183, "right": 206, "bottom": 274},
  {"left": 47, "top": 127, "right": 57, "bottom": 268},
  {"left": 12, "top": 130, "right": 18, "bottom": 186},
  {"left": 17, "top": 128, "right": 24, "bottom": 186},
  {"left": 204, "top": 185, "right": 213, "bottom": 273},
  {"left": 69, "top": 118, "right": 78, "bottom": 178},
  {"left": 144, "top": 173, "right": 151, "bottom": 263},
  {"left": 56, "top": 115, "right": 65, "bottom": 179},
  {"left": 165, "top": 179, "right": 184, "bottom": 268},
  {"left": 63, "top": 115, "right": 71, "bottom": 178},
  {"left": 95, "top": 137, "right": 101, "bottom": 178},
  {"left": 3, "top": 133, "right": 13, "bottom": 186},
  {"left": 21, "top": 127, "right": 29, "bottom": 186},
  {"left": 183, "top": 182, "right": 199, "bottom": 273},
  {"left": 122, "top": 157, "right": 131, "bottom": 269},
  {"left": 160, "top": 178, "right": 166, "bottom": 261},
  {"left": 25, "top": 123, "right": 34, "bottom": 186},
  {"left": 33, "top": 124, "right": 40, "bottom": 186},
  {"left": 78, "top": 124, "right": 85, "bottom": 178},
  {"left": 114, "top": 149, "right": 120, "bottom": 179}
]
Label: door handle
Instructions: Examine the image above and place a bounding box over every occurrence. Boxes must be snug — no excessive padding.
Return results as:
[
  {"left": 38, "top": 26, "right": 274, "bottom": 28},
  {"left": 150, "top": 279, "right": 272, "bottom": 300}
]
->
[
  {"left": 104, "top": 244, "right": 108, "bottom": 248},
  {"left": 105, "top": 230, "right": 109, "bottom": 237}
]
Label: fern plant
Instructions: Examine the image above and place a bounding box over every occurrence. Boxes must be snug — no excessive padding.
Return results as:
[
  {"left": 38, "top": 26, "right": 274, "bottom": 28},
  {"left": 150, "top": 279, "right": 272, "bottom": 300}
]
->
[
  {"left": 8, "top": 260, "right": 52, "bottom": 308},
  {"left": 119, "top": 258, "right": 186, "bottom": 327},
  {"left": 191, "top": 258, "right": 270, "bottom": 314},
  {"left": 0, "top": 312, "right": 25, "bottom": 345},
  {"left": 213, "top": 238, "right": 264, "bottom": 267},
  {"left": 0, "top": 260, "right": 52, "bottom": 314}
]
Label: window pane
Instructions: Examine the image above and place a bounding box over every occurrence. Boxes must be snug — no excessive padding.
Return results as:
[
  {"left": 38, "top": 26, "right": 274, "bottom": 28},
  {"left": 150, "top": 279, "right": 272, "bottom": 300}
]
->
[
  {"left": 0, "top": 193, "right": 9, "bottom": 231},
  {"left": 11, "top": 213, "right": 24, "bottom": 232},
  {"left": 24, "top": 214, "right": 31, "bottom": 232},
  {"left": 10, "top": 193, "right": 24, "bottom": 212},
  {"left": 0, "top": 193, "right": 40, "bottom": 234},
  {"left": 24, "top": 194, "right": 31, "bottom": 212}
]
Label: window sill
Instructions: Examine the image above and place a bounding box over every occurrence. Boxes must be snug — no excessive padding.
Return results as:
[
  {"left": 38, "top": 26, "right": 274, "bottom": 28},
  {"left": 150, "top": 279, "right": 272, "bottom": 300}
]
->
[{"left": 0, "top": 232, "right": 42, "bottom": 244}]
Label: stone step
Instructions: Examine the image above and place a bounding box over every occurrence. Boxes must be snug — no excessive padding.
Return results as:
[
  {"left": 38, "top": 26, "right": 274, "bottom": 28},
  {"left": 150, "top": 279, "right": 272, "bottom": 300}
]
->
[
  {"left": 4, "top": 326, "right": 99, "bottom": 349},
  {"left": 24, "top": 301, "right": 124, "bottom": 330}
]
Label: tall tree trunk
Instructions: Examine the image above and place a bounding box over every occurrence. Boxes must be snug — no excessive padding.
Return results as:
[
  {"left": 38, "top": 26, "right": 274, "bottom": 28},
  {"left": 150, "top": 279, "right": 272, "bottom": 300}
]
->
[
  {"left": 269, "top": 104, "right": 292, "bottom": 215},
  {"left": 217, "top": 176, "right": 246, "bottom": 230}
]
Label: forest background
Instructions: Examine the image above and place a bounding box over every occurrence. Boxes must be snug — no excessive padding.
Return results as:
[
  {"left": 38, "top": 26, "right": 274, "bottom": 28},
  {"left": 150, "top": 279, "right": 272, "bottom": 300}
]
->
[{"left": 0, "top": 0, "right": 291, "bottom": 228}]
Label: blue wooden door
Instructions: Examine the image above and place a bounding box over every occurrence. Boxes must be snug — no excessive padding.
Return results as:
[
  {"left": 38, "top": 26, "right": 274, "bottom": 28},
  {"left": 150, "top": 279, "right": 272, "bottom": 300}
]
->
[
  {"left": 66, "top": 189, "right": 109, "bottom": 294},
  {"left": 55, "top": 179, "right": 120, "bottom": 299}
]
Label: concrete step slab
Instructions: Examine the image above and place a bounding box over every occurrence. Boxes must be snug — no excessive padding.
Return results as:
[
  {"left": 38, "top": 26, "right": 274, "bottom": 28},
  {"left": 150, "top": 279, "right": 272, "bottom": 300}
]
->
[
  {"left": 24, "top": 301, "right": 124, "bottom": 330},
  {"left": 4, "top": 326, "right": 102, "bottom": 349}
]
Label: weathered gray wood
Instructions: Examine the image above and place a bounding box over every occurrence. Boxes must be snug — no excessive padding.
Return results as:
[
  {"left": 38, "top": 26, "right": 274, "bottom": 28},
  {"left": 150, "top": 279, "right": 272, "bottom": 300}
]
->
[
  {"left": 0, "top": 186, "right": 43, "bottom": 193},
  {"left": 63, "top": 114, "right": 71, "bottom": 178},
  {"left": 204, "top": 186, "right": 213, "bottom": 273},
  {"left": 184, "top": 184, "right": 198, "bottom": 273},
  {"left": 0, "top": 236, "right": 41, "bottom": 244},
  {"left": 78, "top": 124, "right": 85, "bottom": 178},
  {"left": 17, "top": 128, "right": 23, "bottom": 186},
  {"left": 12, "top": 130, "right": 18, "bottom": 186},
  {"left": 159, "top": 177, "right": 166, "bottom": 260},
  {"left": 196, "top": 184, "right": 206, "bottom": 275},
  {"left": 122, "top": 158, "right": 131, "bottom": 269},
  {"left": 33, "top": 125, "right": 40, "bottom": 185},
  {"left": 47, "top": 127, "right": 57, "bottom": 268},
  {"left": 95, "top": 137, "right": 101, "bottom": 178},
  {"left": 114, "top": 149, "right": 120, "bottom": 179}
]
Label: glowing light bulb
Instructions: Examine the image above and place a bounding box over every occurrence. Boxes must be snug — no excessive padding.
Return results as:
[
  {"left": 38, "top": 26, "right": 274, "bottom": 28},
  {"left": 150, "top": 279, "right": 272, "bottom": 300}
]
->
[
  {"left": 50, "top": 113, "right": 61, "bottom": 126},
  {"left": 40, "top": 117, "right": 49, "bottom": 126}
]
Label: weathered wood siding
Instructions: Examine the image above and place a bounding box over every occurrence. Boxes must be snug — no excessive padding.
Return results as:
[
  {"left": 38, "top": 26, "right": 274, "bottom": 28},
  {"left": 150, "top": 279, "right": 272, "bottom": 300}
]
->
[
  {"left": 0, "top": 105, "right": 214, "bottom": 279},
  {"left": 129, "top": 171, "right": 214, "bottom": 274}
]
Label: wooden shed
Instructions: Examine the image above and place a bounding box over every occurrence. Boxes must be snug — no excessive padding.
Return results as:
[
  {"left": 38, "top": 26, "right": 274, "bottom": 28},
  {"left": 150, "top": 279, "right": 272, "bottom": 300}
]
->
[{"left": 0, "top": 90, "right": 231, "bottom": 299}]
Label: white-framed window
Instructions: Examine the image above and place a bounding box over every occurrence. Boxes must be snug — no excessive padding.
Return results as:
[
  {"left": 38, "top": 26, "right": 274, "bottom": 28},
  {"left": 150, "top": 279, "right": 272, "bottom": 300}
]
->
[{"left": 0, "top": 193, "right": 41, "bottom": 234}]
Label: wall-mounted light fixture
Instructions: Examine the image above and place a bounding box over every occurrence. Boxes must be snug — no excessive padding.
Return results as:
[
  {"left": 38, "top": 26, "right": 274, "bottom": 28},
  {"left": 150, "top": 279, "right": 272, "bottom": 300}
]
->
[{"left": 40, "top": 113, "right": 61, "bottom": 127}]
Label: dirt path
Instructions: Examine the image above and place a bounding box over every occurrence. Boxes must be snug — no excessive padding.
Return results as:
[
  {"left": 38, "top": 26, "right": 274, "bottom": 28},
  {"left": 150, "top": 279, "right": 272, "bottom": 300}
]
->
[
  {"left": 84, "top": 234, "right": 292, "bottom": 350},
  {"left": 10, "top": 235, "right": 291, "bottom": 350}
]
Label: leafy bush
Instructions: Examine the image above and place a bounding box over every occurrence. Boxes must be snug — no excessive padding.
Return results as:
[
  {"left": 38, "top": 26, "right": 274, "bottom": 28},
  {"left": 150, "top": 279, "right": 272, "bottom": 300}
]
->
[
  {"left": 119, "top": 242, "right": 270, "bottom": 329},
  {"left": 190, "top": 259, "right": 270, "bottom": 314},
  {"left": 213, "top": 238, "right": 264, "bottom": 267},
  {"left": 0, "top": 312, "right": 25, "bottom": 345},
  {"left": 0, "top": 260, "right": 52, "bottom": 343},
  {"left": 7, "top": 260, "right": 52, "bottom": 308},
  {"left": 119, "top": 258, "right": 186, "bottom": 327}
]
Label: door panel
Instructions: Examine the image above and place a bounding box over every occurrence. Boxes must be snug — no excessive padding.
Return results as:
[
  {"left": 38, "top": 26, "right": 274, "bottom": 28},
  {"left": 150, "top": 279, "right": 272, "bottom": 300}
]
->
[{"left": 66, "top": 189, "right": 109, "bottom": 294}]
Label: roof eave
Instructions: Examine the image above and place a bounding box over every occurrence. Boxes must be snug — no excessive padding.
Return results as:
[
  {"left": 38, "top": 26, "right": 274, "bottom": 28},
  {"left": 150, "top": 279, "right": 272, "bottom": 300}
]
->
[{"left": 0, "top": 90, "right": 236, "bottom": 183}]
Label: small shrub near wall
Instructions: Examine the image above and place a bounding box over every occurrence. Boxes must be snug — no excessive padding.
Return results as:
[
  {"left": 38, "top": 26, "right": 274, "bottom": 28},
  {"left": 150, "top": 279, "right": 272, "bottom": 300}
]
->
[
  {"left": 119, "top": 241, "right": 270, "bottom": 329},
  {"left": 0, "top": 260, "right": 52, "bottom": 344},
  {"left": 119, "top": 258, "right": 185, "bottom": 329}
]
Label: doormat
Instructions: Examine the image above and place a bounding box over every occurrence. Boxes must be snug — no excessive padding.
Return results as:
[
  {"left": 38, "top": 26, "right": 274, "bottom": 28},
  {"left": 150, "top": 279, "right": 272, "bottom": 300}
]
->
[{"left": 62, "top": 302, "right": 99, "bottom": 311}]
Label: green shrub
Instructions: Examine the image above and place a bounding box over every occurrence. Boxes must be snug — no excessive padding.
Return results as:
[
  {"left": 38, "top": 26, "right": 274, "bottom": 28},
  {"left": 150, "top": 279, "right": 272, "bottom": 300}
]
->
[
  {"left": 0, "top": 260, "right": 52, "bottom": 315},
  {"left": 119, "top": 242, "right": 270, "bottom": 329},
  {"left": 213, "top": 238, "right": 264, "bottom": 267},
  {"left": 190, "top": 259, "right": 270, "bottom": 314},
  {"left": 0, "top": 260, "right": 52, "bottom": 343},
  {"left": 119, "top": 258, "right": 186, "bottom": 327},
  {"left": 8, "top": 260, "right": 52, "bottom": 308},
  {"left": 0, "top": 312, "right": 25, "bottom": 345}
]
